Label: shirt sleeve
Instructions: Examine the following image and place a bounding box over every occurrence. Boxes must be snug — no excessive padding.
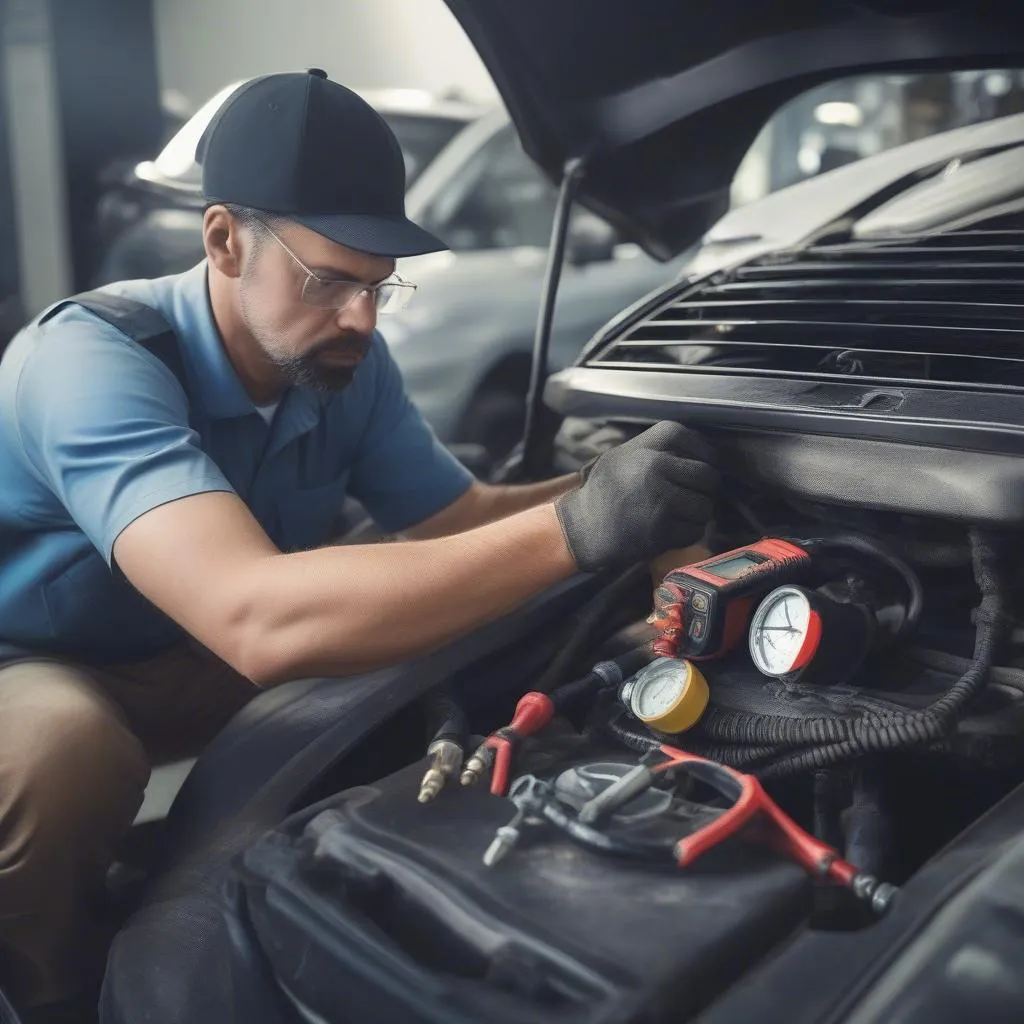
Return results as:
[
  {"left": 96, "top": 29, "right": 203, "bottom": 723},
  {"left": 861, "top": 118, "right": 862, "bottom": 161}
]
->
[
  {"left": 12, "top": 323, "right": 235, "bottom": 564},
  {"left": 347, "top": 336, "right": 473, "bottom": 533}
]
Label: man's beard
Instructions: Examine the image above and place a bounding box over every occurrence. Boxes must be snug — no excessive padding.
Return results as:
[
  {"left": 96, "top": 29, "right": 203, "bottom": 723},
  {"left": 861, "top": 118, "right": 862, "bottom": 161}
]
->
[
  {"left": 238, "top": 276, "right": 371, "bottom": 394},
  {"left": 268, "top": 338, "right": 368, "bottom": 394}
]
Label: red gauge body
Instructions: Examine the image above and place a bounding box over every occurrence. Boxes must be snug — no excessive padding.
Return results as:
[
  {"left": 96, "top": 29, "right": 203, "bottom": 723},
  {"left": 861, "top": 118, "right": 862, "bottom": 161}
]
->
[{"left": 651, "top": 538, "right": 812, "bottom": 661}]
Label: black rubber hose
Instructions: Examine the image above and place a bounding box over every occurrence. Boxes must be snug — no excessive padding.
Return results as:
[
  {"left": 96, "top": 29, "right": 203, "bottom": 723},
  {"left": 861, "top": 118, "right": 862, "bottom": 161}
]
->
[
  {"left": 756, "top": 740, "right": 870, "bottom": 779},
  {"left": 425, "top": 685, "right": 468, "bottom": 748},
  {"left": 844, "top": 763, "right": 891, "bottom": 878},
  {"left": 673, "top": 738, "right": 788, "bottom": 769},
  {"left": 907, "top": 647, "right": 1024, "bottom": 695},
  {"left": 699, "top": 707, "right": 851, "bottom": 746},
  {"left": 550, "top": 646, "right": 653, "bottom": 714},
  {"left": 600, "top": 710, "right": 785, "bottom": 769},
  {"left": 549, "top": 669, "right": 602, "bottom": 711},
  {"left": 538, "top": 798, "right": 676, "bottom": 860},
  {"left": 603, "top": 711, "right": 660, "bottom": 753},
  {"left": 534, "top": 563, "right": 650, "bottom": 694},
  {"left": 813, "top": 770, "right": 847, "bottom": 851},
  {"left": 872, "top": 528, "right": 1002, "bottom": 734},
  {"left": 802, "top": 532, "right": 925, "bottom": 636}
]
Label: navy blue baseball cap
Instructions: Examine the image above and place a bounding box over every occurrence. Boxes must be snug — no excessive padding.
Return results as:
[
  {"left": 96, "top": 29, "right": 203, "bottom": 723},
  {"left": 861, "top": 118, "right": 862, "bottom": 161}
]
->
[{"left": 196, "top": 69, "right": 447, "bottom": 257}]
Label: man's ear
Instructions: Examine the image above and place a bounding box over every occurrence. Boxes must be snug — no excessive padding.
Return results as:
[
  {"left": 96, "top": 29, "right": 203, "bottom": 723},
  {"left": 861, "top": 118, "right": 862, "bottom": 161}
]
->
[{"left": 203, "top": 205, "right": 243, "bottom": 279}]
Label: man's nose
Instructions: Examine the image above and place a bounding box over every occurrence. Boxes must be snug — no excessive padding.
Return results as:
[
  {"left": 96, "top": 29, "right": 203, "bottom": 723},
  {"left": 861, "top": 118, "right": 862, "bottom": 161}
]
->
[{"left": 336, "top": 291, "right": 377, "bottom": 335}]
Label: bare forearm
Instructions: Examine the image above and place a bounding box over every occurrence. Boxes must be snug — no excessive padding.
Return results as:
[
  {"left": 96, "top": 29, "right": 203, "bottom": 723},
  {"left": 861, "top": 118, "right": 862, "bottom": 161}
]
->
[
  {"left": 479, "top": 474, "right": 579, "bottom": 523},
  {"left": 249, "top": 503, "right": 576, "bottom": 684},
  {"left": 404, "top": 474, "right": 580, "bottom": 539}
]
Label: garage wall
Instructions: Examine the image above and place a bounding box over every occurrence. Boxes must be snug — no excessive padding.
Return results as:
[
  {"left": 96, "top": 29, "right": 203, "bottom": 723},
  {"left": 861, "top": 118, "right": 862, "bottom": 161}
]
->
[{"left": 154, "top": 0, "right": 498, "bottom": 112}]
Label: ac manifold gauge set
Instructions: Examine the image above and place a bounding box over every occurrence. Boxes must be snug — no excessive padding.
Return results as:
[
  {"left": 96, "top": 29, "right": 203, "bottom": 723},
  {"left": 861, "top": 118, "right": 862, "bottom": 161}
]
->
[
  {"left": 410, "top": 531, "right": 923, "bottom": 915},
  {"left": 628, "top": 533, "right": 924, "bottom": 735}
]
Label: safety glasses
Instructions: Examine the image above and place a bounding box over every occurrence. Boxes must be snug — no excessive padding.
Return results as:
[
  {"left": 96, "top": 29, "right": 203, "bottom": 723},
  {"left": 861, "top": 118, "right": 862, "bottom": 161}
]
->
[{"left": 257, "top": 219, "right": 417, "bottom": 314}]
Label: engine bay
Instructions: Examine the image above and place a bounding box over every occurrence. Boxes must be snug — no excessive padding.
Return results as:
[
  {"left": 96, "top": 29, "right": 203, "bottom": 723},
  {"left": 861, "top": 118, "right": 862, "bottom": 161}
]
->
[{"left": 223, "top": 475, "right": 1024, "bottom": 1024}]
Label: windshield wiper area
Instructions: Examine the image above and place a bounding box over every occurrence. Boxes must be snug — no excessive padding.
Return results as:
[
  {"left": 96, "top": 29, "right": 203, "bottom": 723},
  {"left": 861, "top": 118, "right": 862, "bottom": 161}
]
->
[{"left": 852, "top": 143, "right": 1024, "bottom": 240}]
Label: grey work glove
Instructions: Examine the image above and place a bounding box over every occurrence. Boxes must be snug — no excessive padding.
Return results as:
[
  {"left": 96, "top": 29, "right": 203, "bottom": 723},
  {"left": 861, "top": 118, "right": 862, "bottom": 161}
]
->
[{"left": 554, "top": 421, "right": 719, "bottom": 572}]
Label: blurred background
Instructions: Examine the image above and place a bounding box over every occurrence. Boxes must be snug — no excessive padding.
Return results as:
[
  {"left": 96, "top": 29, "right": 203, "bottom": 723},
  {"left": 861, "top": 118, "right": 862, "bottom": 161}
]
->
[{"left": 3, "top": 0, "right": 1024, "bottom": 468}]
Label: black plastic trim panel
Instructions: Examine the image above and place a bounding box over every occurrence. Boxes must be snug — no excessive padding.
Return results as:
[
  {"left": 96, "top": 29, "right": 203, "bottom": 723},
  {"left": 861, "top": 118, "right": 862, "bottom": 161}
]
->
[
  {"left": 546, "top": 369, "right": 1024, "bottom": 523},
  {"left": 547, "top": 367, "right": 1024, "bottom": 454}
]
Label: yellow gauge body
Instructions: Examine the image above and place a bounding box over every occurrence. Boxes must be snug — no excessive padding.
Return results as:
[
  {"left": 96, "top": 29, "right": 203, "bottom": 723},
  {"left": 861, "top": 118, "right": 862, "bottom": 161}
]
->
[{"left": 624, "top": 657, "right": 710, "bottom": 734}]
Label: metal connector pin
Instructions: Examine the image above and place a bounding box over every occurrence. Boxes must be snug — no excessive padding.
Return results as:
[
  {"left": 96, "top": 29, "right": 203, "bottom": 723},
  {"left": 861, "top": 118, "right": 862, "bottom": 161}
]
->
[
  {"left": 482, "top": 824, "right": 521, "bottom": 867},
  {"left": 417, "top": 739, "right": 464, "bottom": 804},
  {"left": 850, "top": 873, "right": 899, "bottom": 915},
  {"left": 483, "top": 806, "right": 526, "bottom": 868},
  {"left": 460, "top": 746, "right": 490, "bottom": 787}
]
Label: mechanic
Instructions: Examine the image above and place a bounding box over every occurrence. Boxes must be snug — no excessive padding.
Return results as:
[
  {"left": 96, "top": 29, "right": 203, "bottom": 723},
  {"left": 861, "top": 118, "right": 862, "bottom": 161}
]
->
[{"left": 0, "top": 70, "right": 718, "bottom": 1021}]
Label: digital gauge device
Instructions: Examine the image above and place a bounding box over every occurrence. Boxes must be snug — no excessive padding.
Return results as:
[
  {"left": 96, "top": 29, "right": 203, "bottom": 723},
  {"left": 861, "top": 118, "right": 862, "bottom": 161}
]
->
[
  {"left": 651, "top": 538, "right": 812, "bottom": 661},
  {"left": 619, "top": 657, "right": 709, "bottom": 734},
  {"left": 749, "top": 584, "right": 874, "bottom": 684}
]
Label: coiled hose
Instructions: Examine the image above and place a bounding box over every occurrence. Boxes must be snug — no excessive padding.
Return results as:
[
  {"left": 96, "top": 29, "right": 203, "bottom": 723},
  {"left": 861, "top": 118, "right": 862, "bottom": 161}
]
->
[
  {"left": 602, "top": 710, "right": 782, "bottom": 769},
  {"left": 751, "top": 529, "right": 1006, "bottom": 778}
]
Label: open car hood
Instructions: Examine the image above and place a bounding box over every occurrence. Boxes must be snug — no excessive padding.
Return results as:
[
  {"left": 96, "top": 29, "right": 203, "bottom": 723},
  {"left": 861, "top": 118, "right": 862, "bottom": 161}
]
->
[{"left": 443, "top": 0, "right": 1024, "bottom": 258}]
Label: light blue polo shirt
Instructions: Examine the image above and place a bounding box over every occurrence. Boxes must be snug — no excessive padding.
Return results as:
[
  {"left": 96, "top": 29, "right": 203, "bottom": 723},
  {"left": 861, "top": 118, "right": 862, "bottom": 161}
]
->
[{"left": 0, "top": 262, "right": 473, "bottom": 663}]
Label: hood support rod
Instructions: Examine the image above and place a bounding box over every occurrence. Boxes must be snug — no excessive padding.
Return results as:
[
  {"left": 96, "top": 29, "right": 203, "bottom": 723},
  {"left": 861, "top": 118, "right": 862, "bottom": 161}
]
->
[{"left": 514, "top": 156, "right": 587, "bottom": 481}]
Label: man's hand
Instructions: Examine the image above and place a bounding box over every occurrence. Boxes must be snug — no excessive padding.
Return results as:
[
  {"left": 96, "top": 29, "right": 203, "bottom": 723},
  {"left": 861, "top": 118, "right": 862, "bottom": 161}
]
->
[{"left": 554, "top": 422, "right": 719, "bottom": 573}]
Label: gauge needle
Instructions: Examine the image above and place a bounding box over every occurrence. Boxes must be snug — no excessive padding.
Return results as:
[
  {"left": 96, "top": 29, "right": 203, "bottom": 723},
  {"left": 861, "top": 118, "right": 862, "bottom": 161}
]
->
[
  {"left": 783, "top": 602, "right": 794, "bottom": 629},
  {"left": 760, "top": 626, "right": 797, "bottom": 632}
]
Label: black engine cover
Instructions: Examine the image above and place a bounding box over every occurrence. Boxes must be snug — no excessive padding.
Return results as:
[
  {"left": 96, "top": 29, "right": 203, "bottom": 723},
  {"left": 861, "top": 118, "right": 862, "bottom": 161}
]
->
[{"left": 235, "top": 757, "right": 811, "bottom": 1024}]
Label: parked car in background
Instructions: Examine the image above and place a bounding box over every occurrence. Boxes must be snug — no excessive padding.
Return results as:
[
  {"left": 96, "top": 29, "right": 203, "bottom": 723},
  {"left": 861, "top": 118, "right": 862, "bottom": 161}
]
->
[{"left": 92, "top": 81, "right": 686, "bottom": 464}]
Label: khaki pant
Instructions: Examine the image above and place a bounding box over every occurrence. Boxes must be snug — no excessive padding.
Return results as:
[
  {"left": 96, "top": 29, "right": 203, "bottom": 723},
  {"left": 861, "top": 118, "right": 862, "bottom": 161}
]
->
[{"left": 0, "top": 642, "right": 257, "bottom": 1009}]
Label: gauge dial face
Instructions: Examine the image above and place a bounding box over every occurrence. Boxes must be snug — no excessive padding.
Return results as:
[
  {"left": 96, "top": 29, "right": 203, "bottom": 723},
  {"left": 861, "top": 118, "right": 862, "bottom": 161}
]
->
[
  {"left": 750, "top": 586, "right": 814, "bottom": 677},
  {"left": 629, "top": 659, "right": 689, "bottom": 719}
]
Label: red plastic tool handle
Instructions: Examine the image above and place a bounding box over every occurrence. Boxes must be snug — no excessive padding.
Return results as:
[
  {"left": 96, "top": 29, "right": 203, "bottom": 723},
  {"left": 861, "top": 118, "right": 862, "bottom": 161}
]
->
[
  {"left": 488, "top": 692, "right": 555, "bottom": 796},
  {"left": 660, "top": 745, "right": 859, "bottom": 882},
  {"left": 509, "top": 692, "right": 555, "bottom": 737},
  {"left": 488, "top": 737, "right": 514, "bottom": 797}
]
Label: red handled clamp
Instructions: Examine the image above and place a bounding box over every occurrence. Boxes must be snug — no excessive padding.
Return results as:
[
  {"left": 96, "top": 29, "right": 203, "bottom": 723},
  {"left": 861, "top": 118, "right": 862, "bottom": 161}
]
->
[
  {"left": 460, "top": 692, "right": 555, "bottom": 796},
  {"left": 650, "top": 744, "right": 897, "bottom": 912}
]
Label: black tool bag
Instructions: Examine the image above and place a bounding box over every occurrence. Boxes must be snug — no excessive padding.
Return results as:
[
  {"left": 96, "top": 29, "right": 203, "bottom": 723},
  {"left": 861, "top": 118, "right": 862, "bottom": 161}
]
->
[{"left": 223, "top": 756, "right": 810, "bottom": 1024}]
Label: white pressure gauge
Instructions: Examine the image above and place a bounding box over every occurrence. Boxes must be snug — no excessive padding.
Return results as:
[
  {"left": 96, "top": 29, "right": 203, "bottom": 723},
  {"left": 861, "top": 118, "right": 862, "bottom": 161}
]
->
[{"left": 748, "top": 586, "right": 820, "bottom": 679}]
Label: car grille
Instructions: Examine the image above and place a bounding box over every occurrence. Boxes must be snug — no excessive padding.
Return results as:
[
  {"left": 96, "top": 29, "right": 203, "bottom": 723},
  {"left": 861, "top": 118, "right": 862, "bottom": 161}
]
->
[{"left": 586, "top": 224, "right": 1024, "bottom": 395}]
